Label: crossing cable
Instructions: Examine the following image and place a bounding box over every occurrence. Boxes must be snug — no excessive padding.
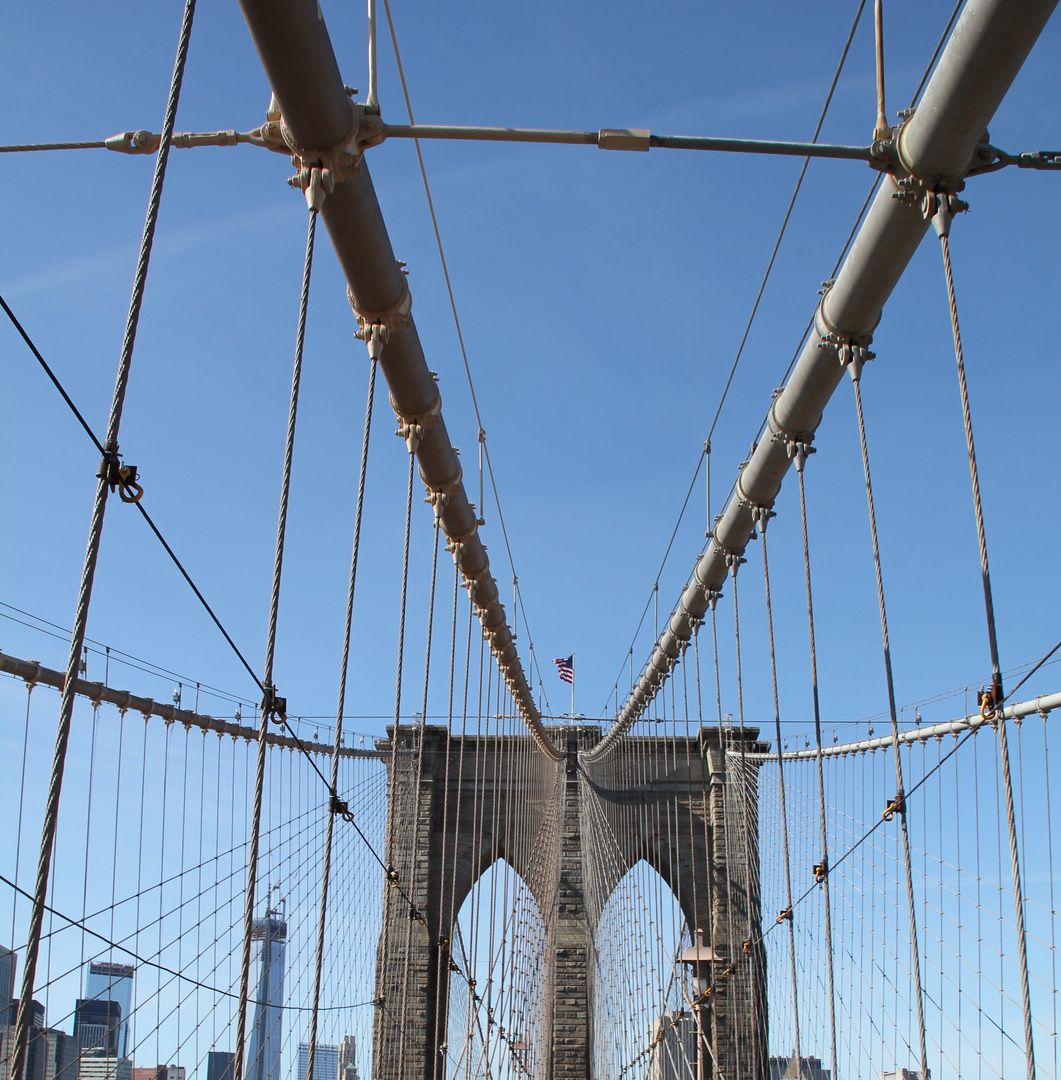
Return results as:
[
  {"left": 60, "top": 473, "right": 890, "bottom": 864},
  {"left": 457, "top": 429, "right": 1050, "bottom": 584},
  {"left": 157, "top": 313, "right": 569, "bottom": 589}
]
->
[
  {"left": 600, "top": 0, "right": 871, "bottom": 719},
  {"left": 0, "top": 297, "right": 264, "bottom": 696},
  {"left": 759, "top": 518, "right": 803, "bottom": 1064},
  {"left": 379, "top": 0, "right": 553, "bottom": 718},
  {"left": 795, "top": 460, "right": 840, "bottom": 1077},
  {"left": 0, "top": 870, "right": 377, "bottom": 1011},
  {"left": 304, "top": 354, "right": 378, "bottom": 1080},
  {"left": 848, "top": 365, "right": 930, "bottom": 1080},
  {"left": 9, "top": 4, "right": 198, "bottom": 1077},
  {"left": 605, "top": 0, "right": 968, "bottom": 738},
  {"left": 936, "top": 218, "right": 1036, "bottom": 1080},
  {"left": 234, "top": 204, "right": 317, "bottom": 1080}
]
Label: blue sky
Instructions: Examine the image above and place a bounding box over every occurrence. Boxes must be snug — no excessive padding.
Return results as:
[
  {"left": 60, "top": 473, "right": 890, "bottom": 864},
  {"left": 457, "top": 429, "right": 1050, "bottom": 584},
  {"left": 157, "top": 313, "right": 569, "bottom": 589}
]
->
[
  {"left": 2, "top": 0, "right": 1060, "bottom": 744},
  {"left": 2, "top": 4, "right": 1061, "bottom": 1077}
]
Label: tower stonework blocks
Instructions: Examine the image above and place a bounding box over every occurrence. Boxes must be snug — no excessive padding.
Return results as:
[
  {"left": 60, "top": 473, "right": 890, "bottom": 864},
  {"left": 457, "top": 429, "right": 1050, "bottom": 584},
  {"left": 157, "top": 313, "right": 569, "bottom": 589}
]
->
[{"left": 373, "top": 725, "right": 766, "bottom": 1080}]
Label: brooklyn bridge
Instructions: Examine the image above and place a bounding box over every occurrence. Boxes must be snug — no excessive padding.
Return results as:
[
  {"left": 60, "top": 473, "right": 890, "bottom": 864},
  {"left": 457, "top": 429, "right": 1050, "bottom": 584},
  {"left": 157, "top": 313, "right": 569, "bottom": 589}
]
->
[{"left": 1, "top": 1, "right": 1059, "bottom": 1080}]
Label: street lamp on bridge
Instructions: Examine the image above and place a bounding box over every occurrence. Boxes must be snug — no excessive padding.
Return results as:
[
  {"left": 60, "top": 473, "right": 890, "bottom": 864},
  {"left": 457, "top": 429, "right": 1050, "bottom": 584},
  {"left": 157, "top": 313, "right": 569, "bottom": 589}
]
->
[{"left": 681, "top": 929, "right": 719, "bottom": 1080}]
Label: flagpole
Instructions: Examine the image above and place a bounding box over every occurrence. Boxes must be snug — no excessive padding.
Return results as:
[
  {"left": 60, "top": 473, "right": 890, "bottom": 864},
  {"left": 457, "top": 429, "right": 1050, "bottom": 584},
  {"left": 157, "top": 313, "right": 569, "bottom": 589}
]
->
[{"left": 571, "top": 653, "right": 575, "bottom": 726}]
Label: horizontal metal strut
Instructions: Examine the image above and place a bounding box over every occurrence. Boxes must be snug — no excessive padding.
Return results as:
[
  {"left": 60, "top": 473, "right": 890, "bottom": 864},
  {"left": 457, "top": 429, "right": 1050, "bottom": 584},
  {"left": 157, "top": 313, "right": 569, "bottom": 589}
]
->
[
  {"left": 380, "top": 124, "right": 880, "bottom": 161},
  {"left": 236, "top": 0, "right": 562, "bottom": 761},
  {"left": 586, "top": 0, "right": 1059, "bottom": 763}
]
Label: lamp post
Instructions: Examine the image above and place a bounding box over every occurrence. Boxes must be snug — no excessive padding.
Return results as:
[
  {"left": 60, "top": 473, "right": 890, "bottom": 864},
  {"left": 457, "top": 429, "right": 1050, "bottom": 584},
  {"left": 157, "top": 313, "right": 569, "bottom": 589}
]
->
[{"left": 681, "top": 929, "right": 718, "bottom": 1080}]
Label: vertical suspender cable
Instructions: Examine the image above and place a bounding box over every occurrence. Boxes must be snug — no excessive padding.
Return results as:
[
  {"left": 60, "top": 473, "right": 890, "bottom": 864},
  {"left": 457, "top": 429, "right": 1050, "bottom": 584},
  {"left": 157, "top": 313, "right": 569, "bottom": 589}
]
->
[
  {"left": 305, "top": 355, "right": 378, "bottom": 1080},
  {"left": 937, "top": 222, "right": 1036, "bottom": 1080},
  {"left": 235, "top": 205, "right": 318, "bottom": 1080},
  {"left": 874, "top": 0, "right": 889, "bottom": 139},
  {"left": 850, "top": 371, "right": 929, "bottom": 1080},
  {"left": 376, "top": 450, "right": 416, "bottom": 1080},
  {"left": 10, "top": 5, "right": 197, "bottom": 1076},
  {"left": 760, "top": 523, "right": 803, "bottom": 1063},
  {"left": 366, "top": 0, "right": 378, "bottom": 110},
  {"left": 795, "top": 462, "right": 839, "bottom": 1078}
]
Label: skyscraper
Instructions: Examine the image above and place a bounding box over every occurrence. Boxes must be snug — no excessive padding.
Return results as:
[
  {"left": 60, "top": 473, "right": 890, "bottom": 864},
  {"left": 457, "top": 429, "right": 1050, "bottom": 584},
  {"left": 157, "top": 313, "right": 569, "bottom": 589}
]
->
[
  {"left": 206, "top": 1051, "right": 235, "bottom": 1080},
  {"left": 244, "top": 890, "right": 286, "bottom": 1080},
  {"left": 338, "top": 1036, "right": 358, "bottom": 1080},
  {"left": 83, "top": 963, "right": 135, "bottom": 1059},
  {"left": 296, "top": 1044, "right": 338, "bottom": 1080},
  {"left": 74, "top": 999, "right": 122, "bottom": 1056},
  {"left": 0, "top": 948, "right": 15, "bottom": 1009}
]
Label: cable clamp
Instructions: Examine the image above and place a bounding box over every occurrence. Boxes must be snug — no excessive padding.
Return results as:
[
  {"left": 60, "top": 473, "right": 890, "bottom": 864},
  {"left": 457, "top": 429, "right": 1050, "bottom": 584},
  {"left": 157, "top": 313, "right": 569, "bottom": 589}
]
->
[
  {"left": 813, "top": 857, "right": 828, "bottom": 884},
  {"left": 385, "top": 866, "right": 400, "bottom": 888},
  {"left": 724, "top": 550, "right": 745, "bottom": 579},
  {"left": 261, "top": 685, "right": 287, "bottom": 724},
  {"left": 977, "top": 685, "right": 1001, "bottom": 723},
  {"left": 776, "top": 907, "right": 793, "bottom": 924},
  {"left": 882, "top": 790, "right": 905, "bottom": 822},
  {"left": 750, "top": 503, "right": 775, "bottom": 536},
  {"left": 741, "top": 938, "right": 752, "bottom": 954},
  {"left": 97, "top": 450, "right": 144, "bottom": 503},
  {"left": 350, "top": 272, "right": 412, "bottom": 334},
  {"left": 814, "top": 295, "right": 877, "bottom": 383},
  {"left": 734, "top": 467, "right": 772, "bottom": 531},
  {"left": 392, "top": 387, "right": 442, "bottom": 454},
  {"left": 104, "top": 130, "right": 163, "bottom": 155},
  {"left": 423, "top": 459, "right": 463, "bottom": 521},
  {"left": 278, "top": 97, "right": 385, "bottom": 209},
  {"left": 409, "top": 907, "right": 427, "bottom": 926},
  {"left": 767, "top": 398, "right": 817, "bottom": 471},
  {"left": 329, "top": 791, "right": 354, "bottom": 822},
  {"left": 373, "top": 995, "right": 385, "bottom": 1009},
  {"left": 446, "top": 523, "right": 478, "bottom": 565}
]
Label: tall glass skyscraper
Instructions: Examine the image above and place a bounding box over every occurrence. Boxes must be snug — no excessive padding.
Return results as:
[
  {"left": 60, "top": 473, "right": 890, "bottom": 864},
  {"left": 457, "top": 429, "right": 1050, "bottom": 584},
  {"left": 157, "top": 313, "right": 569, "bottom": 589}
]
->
[
  {"left": 296, "top": 1043, "right": 338, "bottom": 1080},
  {"left": 0, "top": 945, "right": 16, "bottom": 1006},
  {"left": 244, "top": 891, "right": 286, "bottom": 1080},
  {"left": 83, "top": 962, "right": 135, "bottom": 1059}
]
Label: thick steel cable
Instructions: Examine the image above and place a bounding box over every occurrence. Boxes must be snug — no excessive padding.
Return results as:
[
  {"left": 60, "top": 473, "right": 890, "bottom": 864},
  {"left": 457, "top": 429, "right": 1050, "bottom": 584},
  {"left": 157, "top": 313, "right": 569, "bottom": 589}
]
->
[
  {"left": 760, "top": 524, "right": 802, "bottom": 1062},
  {"left": 9, "top": 4, "right": 197, "bottom": 1076},
  {"left": 304, "top": 355, "right": 378, "bottom": 1080},
  {"left": 939, "top": 230, "right": 1036, "bottom": 1080},
  {"left": 850, "top": 373, "right": 929, "bottom": 1080},
  {"left": 795, "top": 463, "right": 839, "bottom": 1077},
  {"left": 234, "top": 205, "right": 317, "bottom": 1080}
]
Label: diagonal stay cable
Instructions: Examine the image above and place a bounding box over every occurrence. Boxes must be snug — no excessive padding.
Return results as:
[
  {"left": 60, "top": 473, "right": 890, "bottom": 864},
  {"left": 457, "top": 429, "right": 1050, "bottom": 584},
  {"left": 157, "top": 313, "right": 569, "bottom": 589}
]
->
[
  {"left": 1, "top": 292, "right": 264, "bottom": 693},
  {"left": 379, "top": 0, "right": 551, "bottom": 718},
  {"left": 11, "top": 201, "right": 398, "bottom": 1070},
  {"left": 607, "top": 0, "right": 961, "bottom": 727},
  {"left": 599, "top": 169, "right": 883, "bottom": 718},
  {"left": 10, "top": 4, "right": 197, "bottom": 1076},
  {"left": 0, "top": 871, "right": 375, "bottom": 1012},
  {"left": 601, "top": 0, "right": 871, "bottom": 716}
]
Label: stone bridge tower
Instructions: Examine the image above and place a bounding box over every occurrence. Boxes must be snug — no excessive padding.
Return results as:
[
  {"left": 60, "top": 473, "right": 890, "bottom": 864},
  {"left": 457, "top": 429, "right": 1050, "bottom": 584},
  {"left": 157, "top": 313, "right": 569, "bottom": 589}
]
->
[{"left": 372, "top": 724, "right": 767, "bottom": 1080}]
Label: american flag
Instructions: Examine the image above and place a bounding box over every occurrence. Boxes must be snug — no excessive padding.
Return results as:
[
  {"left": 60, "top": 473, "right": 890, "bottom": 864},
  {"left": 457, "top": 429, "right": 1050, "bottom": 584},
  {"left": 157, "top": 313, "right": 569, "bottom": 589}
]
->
[{"left": 552, "top": 655, "right": 574, "bottom": 684}]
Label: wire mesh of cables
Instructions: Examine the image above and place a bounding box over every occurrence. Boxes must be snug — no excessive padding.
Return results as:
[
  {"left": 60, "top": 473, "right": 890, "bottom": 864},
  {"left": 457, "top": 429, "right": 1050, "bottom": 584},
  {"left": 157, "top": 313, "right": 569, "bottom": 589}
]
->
[
  {"left": 757, "top": 709, "right": 1060, "bottom": 1080},
  {"left": 0, "top": 682, "right": 390, "bottom": 1080}
]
